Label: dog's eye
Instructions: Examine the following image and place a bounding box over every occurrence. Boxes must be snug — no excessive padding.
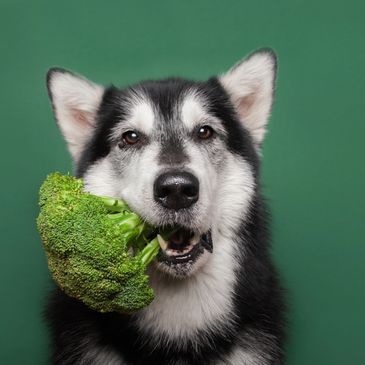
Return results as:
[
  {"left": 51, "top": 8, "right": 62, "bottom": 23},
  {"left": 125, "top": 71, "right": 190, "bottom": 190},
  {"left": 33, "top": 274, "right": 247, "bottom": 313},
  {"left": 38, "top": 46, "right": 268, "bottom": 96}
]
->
[
  {"left": 122, "top": 130, "right": 140, "bottom": 145},
  {"left": 197, "top": 125, "right": 214, "bottom": 140}
]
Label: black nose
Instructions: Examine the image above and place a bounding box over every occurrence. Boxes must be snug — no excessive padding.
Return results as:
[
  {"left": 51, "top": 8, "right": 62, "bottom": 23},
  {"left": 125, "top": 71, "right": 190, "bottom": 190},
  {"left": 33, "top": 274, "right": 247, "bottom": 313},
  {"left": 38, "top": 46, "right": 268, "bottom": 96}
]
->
[{"left": 154, "top": 171, "right": 199, "bottom": 210}]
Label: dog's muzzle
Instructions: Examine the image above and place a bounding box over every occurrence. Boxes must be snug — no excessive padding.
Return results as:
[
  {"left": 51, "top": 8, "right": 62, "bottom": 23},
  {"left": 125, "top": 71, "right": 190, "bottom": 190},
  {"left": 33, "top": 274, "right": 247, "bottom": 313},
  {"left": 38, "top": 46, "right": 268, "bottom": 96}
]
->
[{"left": 152, "top": 170, "right": 211, "bottom": 276}]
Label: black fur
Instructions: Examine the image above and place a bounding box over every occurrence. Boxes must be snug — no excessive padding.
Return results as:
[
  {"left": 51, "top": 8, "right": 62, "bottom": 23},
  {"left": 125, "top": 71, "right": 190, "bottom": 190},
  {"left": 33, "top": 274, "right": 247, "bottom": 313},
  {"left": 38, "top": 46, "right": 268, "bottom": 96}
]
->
[{"left": 45, "top": 70, "right": 286, "bottom": 364}]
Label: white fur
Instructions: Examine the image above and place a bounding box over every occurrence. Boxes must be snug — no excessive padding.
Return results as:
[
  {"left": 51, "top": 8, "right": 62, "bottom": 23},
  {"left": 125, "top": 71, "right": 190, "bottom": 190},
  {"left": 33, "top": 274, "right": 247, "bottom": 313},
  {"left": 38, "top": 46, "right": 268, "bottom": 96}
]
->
[
  {"left": 181, "top": 93, "right": 204, "bottom": 130},
  {"left": 219, "top": 50, "right": 276, "bottom": 147},
  {"left": 128, "top": 102, "right": 155, "bottom": 135},
  {"left": 110, "top": 100, "right": 155, "bottom": 141},
  {"left": 47, "top": 70, "right": 104, "bottom": 161},
  {"left": 83, "top": 158, "right": 119, "bottom": 197},
  {"left": 83, "top": 143, "right": 162, "bottom": 222},
  {"left": 117, "top": 143, "right": 162, "bottom": 219},
  {"left": 180, "top": 93, "right": 227, "bottom": 136},
  {"left": 212, "top": 155, "right": 255, "bottom": 241}
]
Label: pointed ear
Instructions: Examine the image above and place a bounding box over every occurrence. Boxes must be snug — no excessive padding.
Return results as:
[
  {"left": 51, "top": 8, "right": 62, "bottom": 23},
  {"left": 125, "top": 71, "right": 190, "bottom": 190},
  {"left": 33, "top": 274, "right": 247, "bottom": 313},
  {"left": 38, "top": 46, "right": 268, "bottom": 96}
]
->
[
  {"left": 219, "top": 49, "right": 277, "bottom": 148},
  {"left": 46, "top": 68, "right": 105, "bottom": 161}
]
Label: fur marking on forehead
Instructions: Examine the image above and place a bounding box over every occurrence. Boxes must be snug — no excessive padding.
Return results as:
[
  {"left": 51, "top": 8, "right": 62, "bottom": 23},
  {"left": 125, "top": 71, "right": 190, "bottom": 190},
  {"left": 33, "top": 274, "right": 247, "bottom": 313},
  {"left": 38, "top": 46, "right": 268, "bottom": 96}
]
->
[
  {"left": 181, "top": 93, "right": 209, "bottom": 130},
  {"left": 124, "top": 99, "right": 155, "bottom": 134},
  {"left": 109, "top": 96, "right": 155, "bottom": 142},
  {"left": 180, "top": 92, "right": 227, "bottom": 136}
]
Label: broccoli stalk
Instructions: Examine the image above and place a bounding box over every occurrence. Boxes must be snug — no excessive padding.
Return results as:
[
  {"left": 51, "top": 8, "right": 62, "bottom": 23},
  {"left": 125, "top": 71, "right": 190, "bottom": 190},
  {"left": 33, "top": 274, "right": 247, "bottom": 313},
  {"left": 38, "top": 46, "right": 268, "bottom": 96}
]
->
[{"left": 37, "top": 172, "right": 163, "bottom": 313}]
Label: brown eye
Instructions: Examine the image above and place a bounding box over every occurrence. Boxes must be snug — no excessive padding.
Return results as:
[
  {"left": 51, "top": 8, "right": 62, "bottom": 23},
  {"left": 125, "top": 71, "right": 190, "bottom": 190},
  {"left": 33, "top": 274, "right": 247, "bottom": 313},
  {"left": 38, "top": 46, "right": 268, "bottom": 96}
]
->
[
  {"left": 197, "top": 125, "right": 214, "bottom": 140},
  {"left": 122, "top": 130, "right": 140, "bottom": 145}
]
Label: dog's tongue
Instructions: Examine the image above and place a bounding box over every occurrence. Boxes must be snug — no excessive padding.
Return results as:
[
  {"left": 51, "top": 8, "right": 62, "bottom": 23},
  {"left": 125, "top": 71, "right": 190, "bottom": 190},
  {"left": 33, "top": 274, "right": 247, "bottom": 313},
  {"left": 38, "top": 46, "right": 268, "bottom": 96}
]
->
[
  {"left": 168, "top": 228, "right": 193, "bottom": 250},
  {"left": 170, "top": 228, "right": 192, "bottom": 243}
]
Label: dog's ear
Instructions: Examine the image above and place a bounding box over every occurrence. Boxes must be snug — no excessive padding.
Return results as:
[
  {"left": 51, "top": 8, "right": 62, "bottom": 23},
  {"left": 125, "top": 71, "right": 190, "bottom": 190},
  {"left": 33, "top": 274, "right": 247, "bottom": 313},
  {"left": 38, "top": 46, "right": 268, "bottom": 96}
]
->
[
  {"left": 219, "top": 49, "right": 277, "bottom": 149},
  {"left": 46, "top": 68, "right": 104, "bottom": 161}
]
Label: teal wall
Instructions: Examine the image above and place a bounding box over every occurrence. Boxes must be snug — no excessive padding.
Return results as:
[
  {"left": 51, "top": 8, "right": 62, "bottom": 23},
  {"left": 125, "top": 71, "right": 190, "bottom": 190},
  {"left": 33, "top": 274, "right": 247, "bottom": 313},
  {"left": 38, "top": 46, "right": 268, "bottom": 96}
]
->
[{"left": 1, "top": 1, "right": 364, "bottom": 363}]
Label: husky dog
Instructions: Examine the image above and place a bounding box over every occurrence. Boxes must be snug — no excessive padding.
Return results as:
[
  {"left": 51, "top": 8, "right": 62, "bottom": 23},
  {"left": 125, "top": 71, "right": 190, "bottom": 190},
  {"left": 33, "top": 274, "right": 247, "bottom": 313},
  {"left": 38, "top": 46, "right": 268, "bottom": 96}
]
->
[{"left": 45, "top": 48, "right": 285, "bottom": 364}]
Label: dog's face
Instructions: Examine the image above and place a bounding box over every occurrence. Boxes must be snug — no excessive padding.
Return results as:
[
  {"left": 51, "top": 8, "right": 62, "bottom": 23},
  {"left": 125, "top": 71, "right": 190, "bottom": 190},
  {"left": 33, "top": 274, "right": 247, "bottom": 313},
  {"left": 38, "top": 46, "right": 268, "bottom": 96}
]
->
[{"left": 47, "top": 50, "right": 276, "bottom": 278}]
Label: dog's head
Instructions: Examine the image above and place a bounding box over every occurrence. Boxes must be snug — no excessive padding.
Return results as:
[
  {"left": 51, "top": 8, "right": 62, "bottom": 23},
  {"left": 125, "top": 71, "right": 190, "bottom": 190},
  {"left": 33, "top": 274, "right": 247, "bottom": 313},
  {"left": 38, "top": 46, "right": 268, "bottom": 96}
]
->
[{"left": 46, "top": 49, "right": 276, "bottom": 278}]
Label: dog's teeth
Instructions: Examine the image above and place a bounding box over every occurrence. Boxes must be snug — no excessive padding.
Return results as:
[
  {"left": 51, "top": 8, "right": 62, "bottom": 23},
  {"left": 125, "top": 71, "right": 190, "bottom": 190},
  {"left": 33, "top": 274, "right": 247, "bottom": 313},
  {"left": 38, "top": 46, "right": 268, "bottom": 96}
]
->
[
  {"left": 190, "top": 234, "right": 200, "bottom": 245},
  {"left": 157, "top": 234, "right": 168, "bottom": 251},
  {"left": 158, "top": 230, "right": 203, "bottom": 258},
  {"left": 165, "top": 243, "right": 195, "bottom": 257}
]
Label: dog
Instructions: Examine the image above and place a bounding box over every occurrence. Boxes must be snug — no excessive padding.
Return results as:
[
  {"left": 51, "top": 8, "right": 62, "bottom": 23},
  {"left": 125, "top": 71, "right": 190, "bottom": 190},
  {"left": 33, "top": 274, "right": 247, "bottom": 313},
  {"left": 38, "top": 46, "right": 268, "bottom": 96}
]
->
[{"left": 45, "top": 48, "right": 285, "bottom": 364}]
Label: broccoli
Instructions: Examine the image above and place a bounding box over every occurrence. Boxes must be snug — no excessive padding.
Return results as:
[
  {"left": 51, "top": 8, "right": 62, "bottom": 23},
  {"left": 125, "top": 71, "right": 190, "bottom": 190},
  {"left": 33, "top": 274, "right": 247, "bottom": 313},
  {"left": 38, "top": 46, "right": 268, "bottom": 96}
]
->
[{"left": 37, "top": 172, "right": 163, "bottom": 313}]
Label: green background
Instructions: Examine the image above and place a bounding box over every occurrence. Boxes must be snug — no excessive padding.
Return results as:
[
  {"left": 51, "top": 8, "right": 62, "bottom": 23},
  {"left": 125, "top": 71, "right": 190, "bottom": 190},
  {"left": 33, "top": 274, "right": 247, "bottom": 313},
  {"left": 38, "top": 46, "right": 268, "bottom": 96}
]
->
[{"left": 1, "top": 1, "right": 364, "bottom": 363}]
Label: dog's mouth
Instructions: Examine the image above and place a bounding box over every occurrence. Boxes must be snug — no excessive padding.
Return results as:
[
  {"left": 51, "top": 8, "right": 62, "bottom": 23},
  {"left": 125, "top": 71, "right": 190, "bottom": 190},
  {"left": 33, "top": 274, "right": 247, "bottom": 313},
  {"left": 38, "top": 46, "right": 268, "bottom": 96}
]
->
[{"left": 153, "top": 227, "right": 213, "bottom": 275}]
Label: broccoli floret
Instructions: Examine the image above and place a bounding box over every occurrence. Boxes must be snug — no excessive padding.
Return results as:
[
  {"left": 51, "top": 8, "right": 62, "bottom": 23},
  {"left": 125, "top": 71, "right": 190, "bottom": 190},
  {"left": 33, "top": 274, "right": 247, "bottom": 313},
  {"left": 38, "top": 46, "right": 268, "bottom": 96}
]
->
[{"left": 37, "top": 172, "right": 161, "bottom": 313}]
